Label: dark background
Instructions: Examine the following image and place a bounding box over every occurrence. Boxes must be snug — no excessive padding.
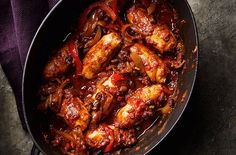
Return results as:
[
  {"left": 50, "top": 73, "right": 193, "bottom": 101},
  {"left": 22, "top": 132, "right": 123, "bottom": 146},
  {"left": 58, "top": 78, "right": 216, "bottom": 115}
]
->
[{"left": 0, "top": 0, "right": 235, "bottom": 154}]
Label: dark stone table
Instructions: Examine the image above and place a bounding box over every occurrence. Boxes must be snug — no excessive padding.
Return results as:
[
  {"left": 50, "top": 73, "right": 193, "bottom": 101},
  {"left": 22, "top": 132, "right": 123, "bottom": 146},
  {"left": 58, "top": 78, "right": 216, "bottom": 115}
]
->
[
  {"left": 0, "top": 0, "right": 235, "bottom": 154},
  {"left": 152, "top": 0, "right": 236, "bottom": 154}
]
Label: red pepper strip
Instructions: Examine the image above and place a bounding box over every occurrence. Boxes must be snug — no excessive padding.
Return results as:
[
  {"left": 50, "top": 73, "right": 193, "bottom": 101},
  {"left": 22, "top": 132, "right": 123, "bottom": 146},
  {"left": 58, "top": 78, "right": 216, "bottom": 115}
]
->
[
  {"left": 79, "top": 2, "right": 117, "bottom": 31},
  {"left": 121, "top": 24, "right": 132, "bottom": 39},
  {"left": 111, "top": 0, "right": 125, "bottom": 26},
  {"left": 128, "top": 98, "right": 143, "bottom": 108},
  {"left": 68, "top": 40, "right": 82, "bottom": 76},
  {"left": 141, "top": 0, "right": 150, "bottom": 8},
  {"left": 103, "top": 127, "right": 115, "bottom": 152},
  {"left": 111, "top": 74, "right": 125, "bottom": 85},
  {"left": 111, "top": 0, "right": 118, "bottom": 14}
]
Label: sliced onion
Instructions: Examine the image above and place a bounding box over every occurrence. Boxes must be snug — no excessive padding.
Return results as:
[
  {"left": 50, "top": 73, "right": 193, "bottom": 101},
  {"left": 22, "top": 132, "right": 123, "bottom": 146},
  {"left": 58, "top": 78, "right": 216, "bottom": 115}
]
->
[
  {"left": 83, "top": 14, "right": 98, "bottom": 37},
  {"left": 121, "top": 24, "right": 142, "bottom": 42},
  {"left": 84, "top": 26, "right": 102, "bottom": 48},
  {"left": 172, "top": 60, "right": 186, "bottom": 69},
  {"left": 97, "top": 20, "right": 107, "bottom": 27},
  {"left": 160, "top": 103, "right": 172, "bottom": 114},
  {"left": 130, "top": 52, "right": 145, "bottom": 73},
  {"left": 79, "top": 2, "right": 117, "bottom": 31},
  {"left": 54, "top": 129, "right": 75, "bottom": 143},
  {"left": 59, "top": 79, "right": 70, "bottom": 89},
  {"left": 147, "top": 3, "right": 156, "bottom": 15}
]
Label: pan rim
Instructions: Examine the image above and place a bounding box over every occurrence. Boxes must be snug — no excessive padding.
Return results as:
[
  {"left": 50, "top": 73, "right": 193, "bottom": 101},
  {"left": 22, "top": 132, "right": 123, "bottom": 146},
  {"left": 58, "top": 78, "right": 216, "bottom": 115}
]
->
[
  {"left": 143, "top": 0, "right": 199, "bottom": 153},
  {"left": 22, "top": 0, "right": 64, "bottom": 154}
]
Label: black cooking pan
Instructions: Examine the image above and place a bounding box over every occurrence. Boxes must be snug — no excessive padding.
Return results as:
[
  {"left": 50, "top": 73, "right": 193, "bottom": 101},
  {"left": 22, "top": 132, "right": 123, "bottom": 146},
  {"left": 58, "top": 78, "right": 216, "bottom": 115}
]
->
[{"left": 22, "top": 0, "right": 198, "bottom": 154}]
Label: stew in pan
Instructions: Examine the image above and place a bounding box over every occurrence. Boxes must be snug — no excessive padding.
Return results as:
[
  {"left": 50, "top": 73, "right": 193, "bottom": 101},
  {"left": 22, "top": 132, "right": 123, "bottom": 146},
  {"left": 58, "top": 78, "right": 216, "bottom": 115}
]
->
[{"left": 36, "top": 0, "right": 187, "bottom": 154}]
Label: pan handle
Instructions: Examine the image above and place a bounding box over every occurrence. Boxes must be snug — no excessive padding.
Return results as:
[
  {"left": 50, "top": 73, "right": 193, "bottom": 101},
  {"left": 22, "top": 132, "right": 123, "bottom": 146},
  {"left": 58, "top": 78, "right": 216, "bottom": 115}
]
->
[{"left": 31, "top": 144, "right": 41, "bottom": 155}]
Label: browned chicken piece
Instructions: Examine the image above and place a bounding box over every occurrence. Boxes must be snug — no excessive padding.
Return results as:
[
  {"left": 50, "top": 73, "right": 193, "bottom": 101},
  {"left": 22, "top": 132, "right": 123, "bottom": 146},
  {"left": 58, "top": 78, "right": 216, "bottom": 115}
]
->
[
  {"left": 126, "top": 5, "right": 176, "bottom": 53},
  {"left": 84, "top": 77, "right": 114, "bottom": 125},
  {"left": 82, "top": 33, "right": 122, "bottom": 79},
  {"left": 130, "top": 44, "right": 169, "bottom": 83},
  {"left": 85, "top": 124, "right": 137, "bottom": 152},
  {"left": 43, "top": 40, "right": 74, "bottom": 79},
  {"left": 52, "top": 128, "right": 88, "bottom": 155},
  {"left": 115, "top": 84, "right": 164, "bottom": 128},
  {"left": 89, "top": 90, "right": 114, "bottom": 126},
  {"left": 58, "top": 97, "right": 90, "bottom": 131},
  {"left": 84, "top": 73, "right": 127, "bottom": 125},
  {"left": 127, "top": 5, "right": 155, "bottom": 36},
  {"left": 146, "top": 24, "right": 177, "bottom": 53}
]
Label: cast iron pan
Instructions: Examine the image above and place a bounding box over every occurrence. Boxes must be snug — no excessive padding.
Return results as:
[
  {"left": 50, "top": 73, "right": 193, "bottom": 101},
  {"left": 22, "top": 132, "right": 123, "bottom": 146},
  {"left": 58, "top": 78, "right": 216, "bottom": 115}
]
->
[{"left": 22, "top": 0, "right": 198, "bottom": 154}]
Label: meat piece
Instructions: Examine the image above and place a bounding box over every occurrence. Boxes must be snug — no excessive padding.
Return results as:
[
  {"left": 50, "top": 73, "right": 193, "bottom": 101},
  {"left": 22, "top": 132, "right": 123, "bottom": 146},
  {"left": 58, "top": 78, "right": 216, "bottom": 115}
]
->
[
  {"left": 82, "top": 33, "right": 122, "bottom": 79},
  {"left": 115, "top": 84, "right": 164, "bottom": 128},
  {"left": 85, "top": 124, "right": 137, "bottom": 152},
  {"left": 127, "top": 5, "right": 155, "bottom": 35},
  {"left": 58, "top": 97, "right": 90, "bottom": 131},
  {"left": 84, "top": 77, "right": 113, "bottom": 125},
  {"left": 43, "top": 41, "right": 74, "bottom": 79},
  {"left": 126, "top": 5, "right": 176, "bottom": 53},
  {"left": 130, "top": 44, "right": 169, "bottom": 83},
  {"left": 89, "top": 90, "right": 114, "bottom": 125},
  {"left": 84, "top": 73, "right": 127, "bottom": 125},
  {"left": 146, "top": 25, "right": 176, "bottom": 53}
]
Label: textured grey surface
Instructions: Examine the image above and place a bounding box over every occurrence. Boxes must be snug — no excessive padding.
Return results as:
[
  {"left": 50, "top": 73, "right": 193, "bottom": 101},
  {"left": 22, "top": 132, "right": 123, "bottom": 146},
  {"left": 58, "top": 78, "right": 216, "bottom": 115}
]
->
[
  {"left": 0, "top": 0, "right": 235, "bottom": 154},
  {"left": 153, "top": 0, "right": 236, "bottom": 154},
  {"left": 0, "top": 66, "right": 33, "bottom": 155}
]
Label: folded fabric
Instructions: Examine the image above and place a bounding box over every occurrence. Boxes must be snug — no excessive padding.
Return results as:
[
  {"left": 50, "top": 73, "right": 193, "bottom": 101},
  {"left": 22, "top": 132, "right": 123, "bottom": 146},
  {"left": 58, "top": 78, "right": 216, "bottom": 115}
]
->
[{"left": 0, "top": 0, "right": 59, "bottom": 131}]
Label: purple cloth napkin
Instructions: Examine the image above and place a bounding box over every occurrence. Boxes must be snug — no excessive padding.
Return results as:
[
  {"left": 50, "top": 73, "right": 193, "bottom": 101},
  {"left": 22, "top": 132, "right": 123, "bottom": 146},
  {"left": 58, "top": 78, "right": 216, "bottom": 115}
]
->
[{"left": 0, "top": 0, "right": 59, "bottom": 130}]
